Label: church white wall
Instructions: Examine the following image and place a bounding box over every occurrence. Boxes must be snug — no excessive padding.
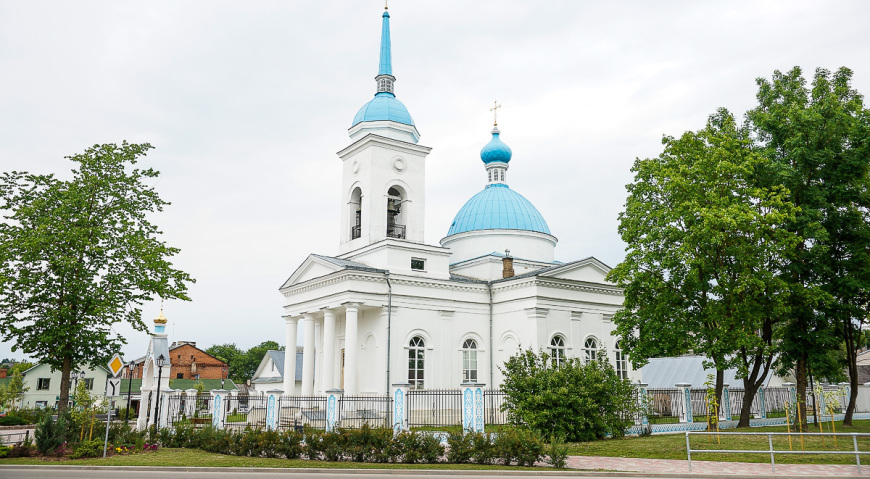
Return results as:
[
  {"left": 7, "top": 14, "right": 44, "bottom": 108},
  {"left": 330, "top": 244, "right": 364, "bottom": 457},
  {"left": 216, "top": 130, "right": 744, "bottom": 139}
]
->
[
  {"left": 342, "top": 240, "right": 452, "bottom": 280},
  {"left": 441, "top": 229, "right": 557, "bottom": 265}
]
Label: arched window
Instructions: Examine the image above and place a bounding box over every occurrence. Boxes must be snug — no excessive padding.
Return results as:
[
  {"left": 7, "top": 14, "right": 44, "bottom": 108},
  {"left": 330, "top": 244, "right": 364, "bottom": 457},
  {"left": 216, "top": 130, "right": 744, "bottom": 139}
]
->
[
  {"left": 462, "top": 339, "right": 478, "bottom": 382},
  {"left": 550, "top": 335, "right": 566, "bottom": 367},
  {"left": 583, "top": 337, "right": 599, "bottom": 363},
  {"left": 350, "top": 187, "right": 362, "bottom": 240},
  {"left": 408, "top": 336, "right": 425, "bottom": 389},
  {"left": 386, "top": 187, "right": 406, "bottom": 239},
  {"left": 614, "top": 340, "right": 628, "bottom": 379}
]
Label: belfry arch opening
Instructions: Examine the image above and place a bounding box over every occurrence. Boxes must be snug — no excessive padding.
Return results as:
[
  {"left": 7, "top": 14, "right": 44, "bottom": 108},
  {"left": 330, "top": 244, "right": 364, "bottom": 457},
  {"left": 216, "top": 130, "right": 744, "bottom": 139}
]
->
[
  {"left": 350, "top": 187, "right": 362, "bottom": 240},
  {"left": 386, "top": 186, "right": 406, "bottom": 239}
]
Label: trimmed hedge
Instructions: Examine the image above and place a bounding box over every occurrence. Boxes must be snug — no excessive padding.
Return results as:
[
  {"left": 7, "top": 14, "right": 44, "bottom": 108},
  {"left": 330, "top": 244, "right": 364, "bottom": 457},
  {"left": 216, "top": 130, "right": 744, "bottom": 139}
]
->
[{"left": 156, "top": 424, "right": 552, "bottom": 466}]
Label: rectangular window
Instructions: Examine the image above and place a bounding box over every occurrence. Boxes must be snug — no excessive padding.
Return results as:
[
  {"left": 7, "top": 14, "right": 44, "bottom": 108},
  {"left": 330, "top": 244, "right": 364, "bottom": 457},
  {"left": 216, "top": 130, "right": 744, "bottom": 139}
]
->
[
  {"left": 411, "top": 258, "right": 425, "bottom": 271},
  {"left": 462, "top": 350, "right": 478, "bottom": 382},
  {"left": 37, "top": 378, "right": 50, "bottom": 390},
  {"left": 176, "top": 373, "right": 184, "bottom": 379},
  {"left": 35, "top": 401, "right": 48, "bottom": 409},
  {"left": 83, "top": 378, "right": 94, "bottom": 390}
]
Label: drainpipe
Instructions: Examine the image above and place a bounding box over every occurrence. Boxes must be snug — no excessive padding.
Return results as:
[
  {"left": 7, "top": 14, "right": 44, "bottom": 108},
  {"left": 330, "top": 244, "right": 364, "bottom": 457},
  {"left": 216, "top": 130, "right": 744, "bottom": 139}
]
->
[
  {"left": 385, "top": 272, "right": 392, "bottom": 395},
  {"left": 488, "top": 281, "right": 494, "bottom": 388}
]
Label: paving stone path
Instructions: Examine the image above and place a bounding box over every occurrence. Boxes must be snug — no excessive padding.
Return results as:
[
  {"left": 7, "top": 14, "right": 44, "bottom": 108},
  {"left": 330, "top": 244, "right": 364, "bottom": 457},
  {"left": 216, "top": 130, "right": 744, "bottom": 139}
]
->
[{"left": 567, "top": 455, "right": 868, "bottom": 476}]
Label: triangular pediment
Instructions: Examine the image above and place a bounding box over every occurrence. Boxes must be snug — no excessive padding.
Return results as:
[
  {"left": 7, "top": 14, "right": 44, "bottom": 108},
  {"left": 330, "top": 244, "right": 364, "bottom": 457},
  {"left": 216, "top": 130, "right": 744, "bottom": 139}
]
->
[
  {"left": 280, "top": 255, "right": 345, "bottom": 289},
  {"left": 540, "top": 257, "right": 612, "bottom": 284}
]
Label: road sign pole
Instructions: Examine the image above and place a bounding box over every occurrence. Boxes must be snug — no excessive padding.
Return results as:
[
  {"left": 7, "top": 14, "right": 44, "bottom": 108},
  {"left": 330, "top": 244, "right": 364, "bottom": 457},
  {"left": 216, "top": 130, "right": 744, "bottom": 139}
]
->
[{"left": 103, "top": 399, "right": 113, "bottom": 458}]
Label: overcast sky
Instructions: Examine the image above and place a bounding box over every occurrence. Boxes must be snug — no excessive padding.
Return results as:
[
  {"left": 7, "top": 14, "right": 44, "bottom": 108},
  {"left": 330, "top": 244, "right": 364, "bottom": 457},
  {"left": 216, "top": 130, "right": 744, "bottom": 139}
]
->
[{"left": 1, "top": 1, "right": 869, "bottom": 365}]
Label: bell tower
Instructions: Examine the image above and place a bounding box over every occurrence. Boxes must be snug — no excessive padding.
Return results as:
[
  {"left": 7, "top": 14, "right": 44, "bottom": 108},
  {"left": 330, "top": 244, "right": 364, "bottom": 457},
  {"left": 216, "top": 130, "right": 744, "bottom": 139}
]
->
[{"left": 338, "top": 5, "right": 431, "bottom": 254}]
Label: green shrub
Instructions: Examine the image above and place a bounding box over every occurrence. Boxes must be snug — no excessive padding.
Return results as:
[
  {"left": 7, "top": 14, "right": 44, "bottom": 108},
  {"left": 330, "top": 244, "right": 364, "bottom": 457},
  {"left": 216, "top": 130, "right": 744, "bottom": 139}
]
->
[
  {"left": 302, "top": 428, "right": 324, "bottom": 460},
  {"left": 276, "top": 429, "right": 303, "bottom": 459},
  {"left": 417, "top": 433, "right": 444, "bottom": 464},
  {"left": 0, "top": 445, "right": 10, "bottom": 458},
  {"left": 70, "top": 439, "right": 104, "bottom": 459},
  {"left": 546, "top": 435, "right": 569, "bottom": 469},
  {"left": 500, "top": 348, "right": 642, "bottom": 442},
  {"left": 470, "top": 431, "right": 496, "bottom": 464},
  {"left": 0, "top": 412, "right": 29, "bottom": 426},
  {"left": 446, "top": 430, "right": 474, "bottom": 464},
  {"left": 34, "top": 413, "right": 63, "bottom": 455}
]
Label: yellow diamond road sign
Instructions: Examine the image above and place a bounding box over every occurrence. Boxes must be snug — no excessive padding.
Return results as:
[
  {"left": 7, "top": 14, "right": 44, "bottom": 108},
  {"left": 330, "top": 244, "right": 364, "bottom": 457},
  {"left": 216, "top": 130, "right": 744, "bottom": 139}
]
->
[{"left": 107, "top": 353, "right": 124, "bottom": 377}]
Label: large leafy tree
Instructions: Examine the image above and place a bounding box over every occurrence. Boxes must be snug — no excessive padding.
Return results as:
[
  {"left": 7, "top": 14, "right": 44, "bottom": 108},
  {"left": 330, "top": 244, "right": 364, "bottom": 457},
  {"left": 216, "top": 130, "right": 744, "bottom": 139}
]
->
[
  {"left": 749, "top": 67, "right": 870, "bottom": 427},
  {"left": 0, "top": 142, "right": 193, "bottom": 413},
  {"left": 608, "top": 109, "right": 799, "bottom": 427}
]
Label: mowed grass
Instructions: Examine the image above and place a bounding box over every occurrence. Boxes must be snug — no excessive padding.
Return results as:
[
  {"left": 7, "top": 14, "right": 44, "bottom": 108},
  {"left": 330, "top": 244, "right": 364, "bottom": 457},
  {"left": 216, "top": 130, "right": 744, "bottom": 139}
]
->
[
  {"left": 0, "top": 448, "right": 542, "bottom": 470},
  {"left": 566, "top": 419, "right": 870, "bottom": 464}
]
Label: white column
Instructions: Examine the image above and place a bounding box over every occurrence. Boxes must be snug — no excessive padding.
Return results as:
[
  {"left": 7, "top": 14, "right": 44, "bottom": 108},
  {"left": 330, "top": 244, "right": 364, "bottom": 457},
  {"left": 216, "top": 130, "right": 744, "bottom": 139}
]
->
[
  {"left": 314, "top": 318, "right": 323, "bottom": 395},
  {"left": 283, "top": 316, "right": 299, "bottom": 394},
  {"left": 344, "top": 303, "right": 361, "bottom": 396},
  {"left": 321, "top": 308, "right": 337, "bottom": 391},
  {"left": 301, "top": 313, "right": 316, "bottom": 397}
]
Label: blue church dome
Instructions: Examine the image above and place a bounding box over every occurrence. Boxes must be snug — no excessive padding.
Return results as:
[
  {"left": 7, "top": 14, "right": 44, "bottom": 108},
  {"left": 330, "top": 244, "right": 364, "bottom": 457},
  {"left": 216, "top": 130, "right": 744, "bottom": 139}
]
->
[
  {"left": 480, "top": 130, "right": 512, "bottom": 164},
  {"left": 447, "top": 184, "right": 551, "bottom": 236},
  {"left": 352, "top": 92, "right": 415, "bottom": 127}
]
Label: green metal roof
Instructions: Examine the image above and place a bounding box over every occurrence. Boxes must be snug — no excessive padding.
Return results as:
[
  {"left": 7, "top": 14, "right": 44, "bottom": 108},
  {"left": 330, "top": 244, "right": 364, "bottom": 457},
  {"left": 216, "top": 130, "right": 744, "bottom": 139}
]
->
[{"left": 118, "top": 378, "right": 238, "bottom": 393}]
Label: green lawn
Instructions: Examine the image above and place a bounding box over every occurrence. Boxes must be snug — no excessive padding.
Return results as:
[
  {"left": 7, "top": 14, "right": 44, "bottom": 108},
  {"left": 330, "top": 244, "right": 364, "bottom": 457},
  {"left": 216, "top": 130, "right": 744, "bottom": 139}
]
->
[
  {"left": 566, "top": 419, "right": 870, "bottom": 464},
  {"left": 0, "top": 448, "right": 542, "bottom": 470}
]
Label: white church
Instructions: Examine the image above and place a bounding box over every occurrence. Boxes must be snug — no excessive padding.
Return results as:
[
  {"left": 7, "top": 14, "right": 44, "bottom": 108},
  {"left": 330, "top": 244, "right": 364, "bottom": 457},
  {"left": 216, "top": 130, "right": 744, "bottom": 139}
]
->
[{"left": 275, "top": 6, "right": 634, "bottom": 397}]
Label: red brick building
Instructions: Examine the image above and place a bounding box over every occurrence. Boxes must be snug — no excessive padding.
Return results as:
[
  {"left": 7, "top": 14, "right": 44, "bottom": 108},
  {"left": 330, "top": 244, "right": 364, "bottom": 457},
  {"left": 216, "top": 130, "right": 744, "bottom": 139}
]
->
[{"left": 127, "top": 341, "right": 227, "bottom": 380}]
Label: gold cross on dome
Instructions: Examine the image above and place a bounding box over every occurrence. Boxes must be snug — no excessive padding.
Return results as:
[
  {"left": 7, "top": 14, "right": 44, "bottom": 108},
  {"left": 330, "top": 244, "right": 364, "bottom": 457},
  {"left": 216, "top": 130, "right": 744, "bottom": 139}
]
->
[
  {"left": 385, "top": 0, "right": 388, "bottom": 10},
  {"left": 490, "top": 101, "right": 502, "bottom": 126}
]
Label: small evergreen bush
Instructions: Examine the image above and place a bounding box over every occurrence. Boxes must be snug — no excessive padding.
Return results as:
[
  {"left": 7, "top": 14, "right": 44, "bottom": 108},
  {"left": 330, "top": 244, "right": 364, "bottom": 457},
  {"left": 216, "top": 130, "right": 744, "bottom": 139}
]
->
[
  {"left": 446, "top": 430, "right": 474, "bottom": 464},
  {"left": 70, "top": 439, "right": 103, "bottom": 459},
  {"left": 34, "top": 414, "right": 63, "bottom": 455}
]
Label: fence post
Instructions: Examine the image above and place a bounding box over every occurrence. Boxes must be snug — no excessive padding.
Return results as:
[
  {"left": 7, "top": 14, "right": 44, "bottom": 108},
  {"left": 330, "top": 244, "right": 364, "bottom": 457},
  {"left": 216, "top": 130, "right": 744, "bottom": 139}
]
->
[
  {"left": 184, "top": 389, "right": 197, "bottom": 419},
  {"left": 391, "top": 382, "right": 410, "bottom": 434},
  {"left": 159, "top": 388, "right": 175, "bottom": 428},
  {"left": 461, "top": 381, "right": 486, "bottom": 433},
  {"left": 839, "top": 382, "right": 851, "bottom": 413},
  {"left": 758, "top": 388, "right": 767, "bottom": 419},
  {"left": 636, "top": 383, "right": 649, "bottom": 426},
  {"left": 211, "top": 389, "right": 229, "bottom": 429},
  {"left": 326, "top": 389, "right": 343, "bottom": 432},
  {"left": 722, "top": 383, "right": 731, "bottom": 421},
  {"left": 266, "top": 389, "right": 282, "bottom": 431},
  {"left": 676, "top": 383, "right": 692, "bottom": 423}
]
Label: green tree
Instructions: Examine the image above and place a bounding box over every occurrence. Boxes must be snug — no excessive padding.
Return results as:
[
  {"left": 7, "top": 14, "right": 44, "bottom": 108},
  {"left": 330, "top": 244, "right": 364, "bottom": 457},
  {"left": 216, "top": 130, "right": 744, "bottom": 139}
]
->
[
  {"left": 499, "top": 348, "right": 641, "bottom": 442},
  {"left": 0, "top": 142, "right": 194, "bottom": 414},
  {"left": 749, "top": 66, "right": 870, "bottom": 427},
  {"left": 205, "top": 343, "right": 244, "bottom": 382},
  {"left": 0, "top": 369, "right": 29, "bottom": 410},
  {"left": 206, "top": 340, "right": 283, "bottom": 384},
  {"left": 607, "top": 109, "right": 799, "bottom": 427}
]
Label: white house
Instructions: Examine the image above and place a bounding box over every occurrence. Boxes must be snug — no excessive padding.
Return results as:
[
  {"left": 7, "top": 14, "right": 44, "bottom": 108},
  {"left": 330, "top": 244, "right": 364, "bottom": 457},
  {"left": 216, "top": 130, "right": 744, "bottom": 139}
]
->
[
  {"left": 19, "top": 363, "right": 111, "bottom": 409},
  {"left": 277, "top": 6, "right": 634, "bottom": 397},
  {"left": 250, "top": 349, "right": 304, "bottom": 395}
]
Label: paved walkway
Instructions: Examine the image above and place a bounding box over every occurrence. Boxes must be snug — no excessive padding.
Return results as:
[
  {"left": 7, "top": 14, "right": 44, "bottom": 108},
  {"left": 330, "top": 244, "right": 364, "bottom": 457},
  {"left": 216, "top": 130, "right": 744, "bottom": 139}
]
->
[{"left": 567, "top": 455, "right": 867, "bottom": 476}]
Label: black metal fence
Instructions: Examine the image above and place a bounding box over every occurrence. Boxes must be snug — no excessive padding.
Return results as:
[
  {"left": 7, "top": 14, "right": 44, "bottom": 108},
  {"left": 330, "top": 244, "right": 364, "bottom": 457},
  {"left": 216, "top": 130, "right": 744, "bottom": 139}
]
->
[
  {"left": 407, "top": 388, "right": 461, "bottom": 428},
  {"left": 646, "top": 388, "right": 685, "bottom": 424}
]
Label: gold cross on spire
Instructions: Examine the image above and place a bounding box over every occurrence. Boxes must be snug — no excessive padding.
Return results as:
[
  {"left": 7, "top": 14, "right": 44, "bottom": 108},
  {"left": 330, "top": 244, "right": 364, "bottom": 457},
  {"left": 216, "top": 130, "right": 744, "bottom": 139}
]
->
[
  {"left": 385, "top": 0, "right": 388, "bottom": 10},
  {"left": 490, "top": 101, "right": 502, "bottom": 126}
]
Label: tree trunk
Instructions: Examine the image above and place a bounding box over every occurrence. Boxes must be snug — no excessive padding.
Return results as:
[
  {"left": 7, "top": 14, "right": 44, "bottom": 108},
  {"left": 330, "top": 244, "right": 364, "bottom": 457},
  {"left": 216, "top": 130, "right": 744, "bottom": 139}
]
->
[
  {"left": 737, "top": 379, "right": 760, "bottom": 428},
  {"left": 844, "top": 317, "right": 858, "bottom": 426},
  {"left": 709, "top": 369, "right": 724, "bottom": 430},
  {"left": 58, "top": 356, "right": 71, "bottom": 415},
  {"left": 795, "top": 357, "right": 808, "bottom": 432}
]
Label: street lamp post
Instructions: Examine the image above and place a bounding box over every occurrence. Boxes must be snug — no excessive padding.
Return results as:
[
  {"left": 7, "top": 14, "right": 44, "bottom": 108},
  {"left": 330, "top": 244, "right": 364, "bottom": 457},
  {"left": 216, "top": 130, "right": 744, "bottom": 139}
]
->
[
  {"left": 125, "top": 361, "right": 135, "bottom": 422},
  {"left": 71, "top": 370, "right": 85, "bottom": 408},
  {"left": 152, "top": 355, "right": 166, "bottom": 432},
  {"left": 221, "top": 366, "right": 227, "bottom": 390}
]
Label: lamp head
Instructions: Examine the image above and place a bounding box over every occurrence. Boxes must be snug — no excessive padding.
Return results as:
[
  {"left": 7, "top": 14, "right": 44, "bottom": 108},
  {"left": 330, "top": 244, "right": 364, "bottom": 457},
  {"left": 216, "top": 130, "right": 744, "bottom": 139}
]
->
[{"left": 156, "top": 354, "right": 166, "bottom": 368}]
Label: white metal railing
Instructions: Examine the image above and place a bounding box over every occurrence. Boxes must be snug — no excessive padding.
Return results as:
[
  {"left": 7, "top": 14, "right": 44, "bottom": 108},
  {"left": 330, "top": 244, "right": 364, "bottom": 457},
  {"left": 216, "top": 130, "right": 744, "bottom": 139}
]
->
[{"left": 686, "top": 431, "right": 870, "bottom": 473}]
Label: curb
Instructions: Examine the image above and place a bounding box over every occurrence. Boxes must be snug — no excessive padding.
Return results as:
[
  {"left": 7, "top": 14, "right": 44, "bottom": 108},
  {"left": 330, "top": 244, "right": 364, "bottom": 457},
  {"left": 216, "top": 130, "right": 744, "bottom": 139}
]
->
[{"left": 0, "top": 465, "right": 862, "bottom": 478}]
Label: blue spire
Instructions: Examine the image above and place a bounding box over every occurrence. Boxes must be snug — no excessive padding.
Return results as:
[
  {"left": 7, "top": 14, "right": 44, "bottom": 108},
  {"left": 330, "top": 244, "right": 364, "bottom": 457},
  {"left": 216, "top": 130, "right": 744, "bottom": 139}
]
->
[{"left": 378, "top": 9, "right": 392, "bottom": 76}]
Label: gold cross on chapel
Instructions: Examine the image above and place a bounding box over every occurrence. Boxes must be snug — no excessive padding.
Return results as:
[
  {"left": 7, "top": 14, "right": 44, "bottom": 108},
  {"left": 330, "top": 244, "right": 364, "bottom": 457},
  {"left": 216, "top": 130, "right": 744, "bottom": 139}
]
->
[{"left": 490, "top": 101, "right": 502, "bottom": 126}]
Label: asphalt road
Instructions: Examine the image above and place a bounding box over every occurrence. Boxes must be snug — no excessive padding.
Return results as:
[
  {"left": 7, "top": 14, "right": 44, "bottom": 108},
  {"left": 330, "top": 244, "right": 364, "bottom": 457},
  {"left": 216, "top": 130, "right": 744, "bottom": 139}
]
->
[{"left": 0, "top": 467, "right": 697, "bottom": 479}]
